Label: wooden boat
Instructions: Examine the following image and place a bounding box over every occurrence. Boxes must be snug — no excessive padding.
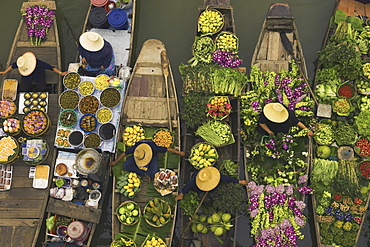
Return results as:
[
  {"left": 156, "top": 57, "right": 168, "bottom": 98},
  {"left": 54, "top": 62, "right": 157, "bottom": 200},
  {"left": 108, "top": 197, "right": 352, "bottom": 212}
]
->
[
  {"left": 4, "top": 0, "right": 62, "bottom": 95},
  {"left": 0, "top": 1, "right": 61, "bottom": 246},
  {"left": 177, "top": 0, "right": 245, "bottom": 246},
  {"left": 241, "top": 2, "right": 313, "bottom": 246},
  {"left": 311, "top": 0, "right": 370, "bottom": 246},
  {"left": 42, "top": 2, "right": 136, "bottom": 247},
  {"left": 111, "top": 39, "right": 181, "bottom": 246}
]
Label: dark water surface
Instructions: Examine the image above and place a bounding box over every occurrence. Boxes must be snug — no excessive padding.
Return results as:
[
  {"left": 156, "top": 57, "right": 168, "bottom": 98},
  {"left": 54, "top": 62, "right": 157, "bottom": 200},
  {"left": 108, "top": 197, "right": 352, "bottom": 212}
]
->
[{"left": 3, "top": 0, "right": 368, "bottom": 246}]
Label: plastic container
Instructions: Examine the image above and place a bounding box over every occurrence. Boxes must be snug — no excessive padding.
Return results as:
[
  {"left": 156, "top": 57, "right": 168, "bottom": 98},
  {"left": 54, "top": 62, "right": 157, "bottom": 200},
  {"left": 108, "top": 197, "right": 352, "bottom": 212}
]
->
[
  {"left": 104, "top": 1, "right": 116, "bottom": 12},
  {"left": 108, "top": 8, "right": 129, "bottom": 30},
  {"left": 89, "top": 7, "right": 110, "bottom": 29},
  {"left": 90, "top": 0, "right": 108, "bottom": 7}
]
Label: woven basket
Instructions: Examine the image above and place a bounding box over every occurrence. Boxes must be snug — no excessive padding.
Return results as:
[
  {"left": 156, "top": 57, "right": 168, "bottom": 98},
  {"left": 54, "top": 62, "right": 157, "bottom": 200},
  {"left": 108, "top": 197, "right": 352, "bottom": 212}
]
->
[
  {"left": 115, "top": 200, "right": 141, "bottom": 226},
  {"left": 207, "top": 96, "right": 231, "bottom": 121},
  {"left": 143, "top": 198, "right": 171, "bottom": 227},
  {"left": 215, "top": 31, "right": 239, "bottom": 52},
  {"left": 189, "top": 142, "right": 218, "bottom": 169},
  {"left": 0, "top": 136, "right": 19, "bottom": 164},
  {"left": 197, "top": 8, "right": 224, "bottom": 35},
  {"left": 140, "top": 235, "right": 166, "bottom": 247},
  {"left": 152, "top": 128, "right": 173, "bottom": 148}
]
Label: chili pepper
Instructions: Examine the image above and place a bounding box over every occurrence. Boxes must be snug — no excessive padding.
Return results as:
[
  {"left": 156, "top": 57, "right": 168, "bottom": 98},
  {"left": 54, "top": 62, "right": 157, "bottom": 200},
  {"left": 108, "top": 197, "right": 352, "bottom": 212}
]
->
[
  {"left": 354, "top": 198, "right": 363, "bottom": 205},
  {"left": 338, "top": 85, "right": 353, "bottom": 98},
  {"left": 359, "top": 161, "right": 370, "bottom": 178},
  {"left": 356, "top": 138, "right": 370, "bottom": 157},
  {"left": 333, "top": 193, "right": 342, "bottom": 202}
]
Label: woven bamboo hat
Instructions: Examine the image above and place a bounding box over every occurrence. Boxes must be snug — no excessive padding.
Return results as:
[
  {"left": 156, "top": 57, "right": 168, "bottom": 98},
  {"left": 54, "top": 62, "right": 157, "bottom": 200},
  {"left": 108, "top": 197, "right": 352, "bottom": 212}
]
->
[
  {"left": 134, "top": 143, "right": 153, "bottom": 167},
  {"left": 17, "top": 52, "right": 37, "bottom": 76},
  {"left": 263, "top": 103, "right": 289, "bottom": 123},
  {"left": 79, "top": 31, "right": 104, "bottom": 52},
  {"left": 196, "top": 167, "right": 221, "bottom": 191}
]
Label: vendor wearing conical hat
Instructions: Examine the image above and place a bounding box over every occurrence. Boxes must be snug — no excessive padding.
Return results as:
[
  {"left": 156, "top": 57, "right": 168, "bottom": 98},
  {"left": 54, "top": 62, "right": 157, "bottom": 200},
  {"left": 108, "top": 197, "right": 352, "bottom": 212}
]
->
[
  {"left": 257, "top": 102, "right": 313, "bottom": 136},
  {"left": 78, "top": 31, "right": 115, "bottom": 76},
  {"left": 174, "top": 167, "right": 248, "bottom": 201},
  {"left": 110, "top": 139, "right": 185, "bottom": 179},
  {"left": 0, "top": 52, "right": 67, "bottom": 92}
]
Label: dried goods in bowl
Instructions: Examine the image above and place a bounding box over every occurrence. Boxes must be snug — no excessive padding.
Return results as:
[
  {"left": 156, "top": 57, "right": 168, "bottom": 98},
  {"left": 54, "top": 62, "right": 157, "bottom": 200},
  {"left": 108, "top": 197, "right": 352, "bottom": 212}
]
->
[
  {"left": 84, "top": 132, "right": 101, "bottom": 148},
  {"left": 59, "top": 109, "right": 77, "bottom": 128},
  {"left": 63, "top": 72, "right": 81, "bottom": 89},
  {"left": 96, "top": 107, "right": 113, "bottom": 123},
  {"left": 100, "top": 87, "right": 121, "bottom": 108},
  {"left": 78, "top": 80, "right": 95, "bottom": 95},
  {"left": 79, "top": 114, "right": 97, "bottom": 133},
  {"left": 59, "top": 90, "right": 79, "bottom": 110},
  {"left": 68, "top": 130, "right": 84, "bottom": 147},
  {"left": 99, "top": 123, "right": 116, "bottom": 140},
  {"left": 79, "top": 95, "right": 100, "bottom": 114}
]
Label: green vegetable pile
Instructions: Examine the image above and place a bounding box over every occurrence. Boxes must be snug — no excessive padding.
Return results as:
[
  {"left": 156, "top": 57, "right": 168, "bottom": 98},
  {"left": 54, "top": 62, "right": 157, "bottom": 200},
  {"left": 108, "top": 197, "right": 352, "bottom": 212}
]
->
[
  {"left": 180, "top": 191, "right": 200, "bottom": 216},
  {"left": 334, "top": 123, "right": 357, "bottom": 145},
  {"left": 311, "top": 158, "right": 339, "bottom": 186},
  {"left": 354, "top": 110, "right": 370, "bottom": 138},
  {"left": 332, "top": 160, "right": 361, "bottom": 197},
  {"left": 195, "top": 120, "right": 231, "bottom": 147},
  {"left": 188, "top": 36, "right": 215, "bottom": 67},
  {"left": 181, "top": 91, "right": 212, "bottom": 129},
  {"left": 209, "top": 182, "right": 245, "bottom": 214},
  {"left": 314, "top": 123, "right": 335, "bottom": 145},
  {"left": 218, "top": 159, "right": 238, "bottom": 177}
]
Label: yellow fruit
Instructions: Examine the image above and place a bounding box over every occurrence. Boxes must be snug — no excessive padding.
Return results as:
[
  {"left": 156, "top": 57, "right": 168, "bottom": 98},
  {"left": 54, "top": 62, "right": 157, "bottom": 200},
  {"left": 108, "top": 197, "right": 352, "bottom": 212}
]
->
[
  {"left": 123, "top": 185, "right": 129, "bottom": 189},
  {"left": 128, "top": 183, "right": 134, "bottom": 188},
  {"left": 129, "top": 173, "right": 133, "bottom": 179},
  {"left": 126, "top": 188, "right": 133, "bottom": 193},
  {"left": 128, "top": 191, "right": 135, "bottom": 197},
  {"left": 128, "top": 178, "right": 133, "bottom": 183},
  {"left": 134, "top": 183, "right": 140, "bottom": 187}
]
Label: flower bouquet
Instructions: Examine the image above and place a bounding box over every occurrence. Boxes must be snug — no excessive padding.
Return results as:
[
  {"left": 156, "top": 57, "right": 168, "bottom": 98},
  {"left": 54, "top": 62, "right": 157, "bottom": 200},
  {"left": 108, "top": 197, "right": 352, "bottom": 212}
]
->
[{"left": 21, "top": 5, "right": 55, "bottom": 46}]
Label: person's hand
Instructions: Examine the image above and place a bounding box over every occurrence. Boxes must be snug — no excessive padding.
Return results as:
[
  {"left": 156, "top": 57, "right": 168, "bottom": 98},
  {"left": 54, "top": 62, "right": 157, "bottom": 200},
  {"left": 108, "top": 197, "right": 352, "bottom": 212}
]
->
[
  {"left": 175, "top": 193, "right": 184, "bottom": 201},
  {"left": 0, "top": 71, "right": 5, "bottom": 75},
  {"left": 100, "top": 66, "right": 105, "bottom": 71},
  {"left": 110, "top": 161, "right": 117, "bottom": 167},
  {"left": 268, "top": 131, "right": 275, "bottom": 136},
  {"left": 60, "top": 71, "right": 68, "bottom": 76},
  {"left": 239, "top": 180, "right": 248, "bottom": 185},
  {"left": 307, "top": 130, "right": 314, "bottom": 137},
  {"left": 81, "top": 57, "right": 87, "bottom": 64},
  {"left": 178, "top": 151, "right": 185, "bottom": 157}
]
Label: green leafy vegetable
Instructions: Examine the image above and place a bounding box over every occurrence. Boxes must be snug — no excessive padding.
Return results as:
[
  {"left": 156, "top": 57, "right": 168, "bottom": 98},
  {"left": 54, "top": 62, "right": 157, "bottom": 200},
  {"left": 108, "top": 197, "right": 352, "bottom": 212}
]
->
[
  {"left": 354, "top": 110, "right": 370, "bottom": 138},
  {"left": 180, "top": 191, "right": 201, "bottom": 216}
]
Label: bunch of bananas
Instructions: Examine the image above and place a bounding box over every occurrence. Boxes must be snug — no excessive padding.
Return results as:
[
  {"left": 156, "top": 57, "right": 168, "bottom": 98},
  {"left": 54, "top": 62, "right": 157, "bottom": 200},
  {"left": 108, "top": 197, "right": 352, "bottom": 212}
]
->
[
  {"left": 144, "top": 198, "right": 171, "bottom": 227},
  {"left": 189, "top": 143, "right": 218, "bottom": 169},
  {"left": 116, "top": 172, "right": 141, "bottom": 198},
  {"left": 142, "top": 235, "right": 166, "bottom": 247}
]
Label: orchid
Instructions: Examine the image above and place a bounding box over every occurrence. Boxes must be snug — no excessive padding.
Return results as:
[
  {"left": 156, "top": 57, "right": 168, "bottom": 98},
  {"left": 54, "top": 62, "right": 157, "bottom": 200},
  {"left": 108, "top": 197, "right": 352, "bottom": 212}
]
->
[
  {"left": 21, "top": 5, "right": 55, "bottom": 46},
  {"left": 212, "top": 49, "right": 243, "bottom": 67}
]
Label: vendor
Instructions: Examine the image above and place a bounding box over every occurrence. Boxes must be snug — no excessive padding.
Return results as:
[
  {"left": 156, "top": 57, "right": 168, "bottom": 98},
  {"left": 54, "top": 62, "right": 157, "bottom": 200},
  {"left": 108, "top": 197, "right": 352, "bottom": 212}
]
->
[
  {"left": 174, "top": 167, "right": 248, "bottom": 201},
  {"left": 78, "top": 31, "right": 115, "bottom": 76},
  {"left": 110, "top": 139, "right": 185, "bottom": 180},
  {"left": 0, "top": 52, "right": 67, "bottom": 92},
  {"left": 257, "top": 102, "right": 314, "bottom": 136}
]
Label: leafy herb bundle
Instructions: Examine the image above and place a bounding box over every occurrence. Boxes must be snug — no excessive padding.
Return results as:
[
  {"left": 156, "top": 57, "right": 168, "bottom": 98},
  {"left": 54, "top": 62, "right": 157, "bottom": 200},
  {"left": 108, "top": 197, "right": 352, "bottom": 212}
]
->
[
  {"left": 181, "top": 91, "right": 212, "bottom": 129},
  {"left": 209, "top": 182, "right": 245, "bottom": 214},
  {"left": 180, "top": 191, "right": 201, "bottom": 216}
]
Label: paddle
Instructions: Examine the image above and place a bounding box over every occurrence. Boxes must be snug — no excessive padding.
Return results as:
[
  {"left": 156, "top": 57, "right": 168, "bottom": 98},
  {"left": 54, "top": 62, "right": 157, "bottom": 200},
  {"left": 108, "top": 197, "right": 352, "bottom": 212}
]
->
[
  {"left": 160, "top": 50, "right": 172, "bottom": 133},
  {"left": 279, "top": 31, "right": 319, "bottom": 106}
]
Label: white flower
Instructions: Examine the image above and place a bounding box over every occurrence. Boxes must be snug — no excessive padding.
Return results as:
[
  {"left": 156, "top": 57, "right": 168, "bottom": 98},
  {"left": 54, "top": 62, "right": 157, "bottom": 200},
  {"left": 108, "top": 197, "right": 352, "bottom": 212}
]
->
[
  {"left": 288, "top": 161, "right": 292, "bottom": 165},
  {"left": 302, "top": 152, "right": 308, "bottom": 157}
]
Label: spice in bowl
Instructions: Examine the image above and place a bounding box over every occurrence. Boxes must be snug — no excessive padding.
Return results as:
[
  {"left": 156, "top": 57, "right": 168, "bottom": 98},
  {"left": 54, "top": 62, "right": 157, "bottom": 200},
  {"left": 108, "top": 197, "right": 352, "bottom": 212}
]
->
[
  {"left": 84, "top": 133, "right": 101, "bottom": 148},
  {"left": 79, "top": 95, "right": 99, "bottom": 114},
  {"left": 100, "top": 88, "right": 121, "bottom": 108},
  {"left": 59, "top": 90, "right": 79, "bottom": 109},
  {"left": 96, "top": 107, "right": 113, "bottom": 123},
  {"left": 59, "top": 110, "right": 77, "bottom": 128},
  {"left": 63, "top": 72, "right": 81, "bottom": 89},
  {"left": 95, "top": 74, "right": 110, "bottom": 90},
  {"left": 68, "top": 130, "right": 84, "bottom": 146},
  {"left": 78, "top": 80, "right": 95, "bottom": 95}
]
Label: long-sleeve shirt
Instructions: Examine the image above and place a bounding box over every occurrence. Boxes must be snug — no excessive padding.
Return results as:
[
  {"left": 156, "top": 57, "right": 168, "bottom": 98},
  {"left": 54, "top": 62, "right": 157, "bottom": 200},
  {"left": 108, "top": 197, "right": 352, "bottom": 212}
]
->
[
  {"left": 11, "top": 59, "right": 54, "bottom": 84},
  {"left": 181, "top": 170, "right": 239, "bottom": 195},
  {"left": 78, "top": 40, "right": 113, "bottom": 68},
  {"left": 257, "top": 106, "right": 299, "bottom": 135}
]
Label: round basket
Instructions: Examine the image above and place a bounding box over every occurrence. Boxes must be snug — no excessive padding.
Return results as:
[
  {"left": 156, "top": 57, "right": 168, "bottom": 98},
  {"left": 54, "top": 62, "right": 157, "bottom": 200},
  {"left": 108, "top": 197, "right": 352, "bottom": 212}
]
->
[
  {"left": 123, "top": 125, "right": 145, "bottom": 147},
  {"left": 143, "top": 198, "right": 171, "bottom": 227},
  {"left": 215, "top": 31, "right": 239, "bottom": 52},
  {"left": 23, "top": 137, "right": 49, "bottom": 165},
  {"left": 59, "top": 109, "right": 78, "bottom": 128},
  {"left": 359, "top": 161, "right": 370, "bottom": 179},
  {"left": 22, "top": 109, "right": 50, "bottom": 137},
  {"left": 110, "top": 238, "right": 137, "bottom": 247},
  {"left": 115, "top": 200, "right": 141, "bottom": 226},
  {"left": 99, "top": 123, "right": 116, "bottom": 141},
  {"left": 79, "top": 95, "right": 100, "bottom": 114},
  {"left": 337, "top": 82, "right": 356, "bottom": 100},
  {"left": 63, "top": 72, "right": 81, "bottom": 89},
  {"left": 2, "top": 117, "right": 21, "bottom": 136},
  {"left": 354, "top": 137, "right": 370, "bottom": 159},
  {"left": 0, "top": 136, "right": 19, "bottom": 164},
  {"left": 197, "top": 8, "right": 224, "bottom": 35},
  {"left": 207, "top": 96, "right": 231, "bottom": 121},
  {"left": 96, "top": 107, "right": 113, "bottom": 124},
  {"left": 100, "top": 87, "right": 121, "bottom": 108},
  {"left": 189, "top": 142, "right": 218, "bottom": 169},
  {"left": 332, "top": 97, "right": 354, "bottom": 116},
  {"left": 95, "top": 74, "right": 110, "bottom": 90},
  {"left": 0, "top": 100, "right": 17, "bottom": 119},
  {"left": 152, "top": 128, "right": 173, "bottom": 148},
  {"left": 68, "top": 130, "right": 85, "bottom": 147},
  {"left": 80, "top": 114, "right": 97, "bottom": 133},
  {"left": 78, "top": 80, "right": 95, "bottom": 96},
  {"left": 59, "top": 90, "right": 80, "bottom": 110},
  {"left": 84, "top": 132, "right": 101, "bottom": 148},
  {"left": 355, "top": 78, "right": 370, "bottom": 95}
]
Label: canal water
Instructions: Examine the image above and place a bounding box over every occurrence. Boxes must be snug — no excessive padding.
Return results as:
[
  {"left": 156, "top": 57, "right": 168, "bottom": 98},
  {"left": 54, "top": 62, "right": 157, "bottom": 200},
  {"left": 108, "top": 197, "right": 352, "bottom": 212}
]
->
[{"left": 3, "top": 0, "right": 369, "bottom": 246}]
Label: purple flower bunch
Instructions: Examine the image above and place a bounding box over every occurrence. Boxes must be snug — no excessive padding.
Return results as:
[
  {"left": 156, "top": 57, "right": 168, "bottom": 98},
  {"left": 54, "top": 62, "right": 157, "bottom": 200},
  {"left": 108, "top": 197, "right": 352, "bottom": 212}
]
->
[
  {"left": 212, "top": 49, "right": 243, "bottom": 67},
  {"left": 251, "top": 101, "right": 261, "bottom": 112},
  {"left": 325, "top": 206, "right": 354, "bottom": 222},
  {"left": 253, "top": 220, "right": 298, "bottom": 247},
  {"left": 21, "top": 5, "right": 55, "bottom": 45}
]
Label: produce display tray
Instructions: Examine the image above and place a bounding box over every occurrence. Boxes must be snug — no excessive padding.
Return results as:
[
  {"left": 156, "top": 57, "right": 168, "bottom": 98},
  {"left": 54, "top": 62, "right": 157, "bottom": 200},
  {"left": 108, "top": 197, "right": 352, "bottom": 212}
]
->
[
  {"left": 18, "top": 92, "right": 49, "bottom": 114},
  {"left": 54, "top": 76, "right": 126, "bottom": 153},
  {"left": 33, "top": 165, "right": 50, "bottom": 189},
  {"left": 0, "top": 164, "right": 13, "bottom": 191},
  {"left": 2, "top": 79, "right": 18, "bottom": 101}
]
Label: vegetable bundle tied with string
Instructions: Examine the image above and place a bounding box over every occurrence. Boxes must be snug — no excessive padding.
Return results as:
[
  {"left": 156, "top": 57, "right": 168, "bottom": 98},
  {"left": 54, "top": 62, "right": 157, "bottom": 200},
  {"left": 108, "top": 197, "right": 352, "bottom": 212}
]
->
[{"left": 195, "top": 120, "right": 231, "bottom": 147}]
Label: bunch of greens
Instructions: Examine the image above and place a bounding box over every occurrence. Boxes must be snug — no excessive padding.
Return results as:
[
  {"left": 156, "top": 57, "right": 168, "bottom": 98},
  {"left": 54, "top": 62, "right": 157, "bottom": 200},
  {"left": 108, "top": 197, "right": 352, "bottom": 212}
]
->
[
  {"left": 314, "top": 68, "right": 341, "bottom": 104},
  {"left": 179, "top": 63, "right": 215, "bottom": 93},
  {"left": 209, "top": 182, "right": 245, "bottom": 214},
  {"left": 180, "top": 191, "right": 201, "bottom": 216},
  {"left": 332, "top": 160, "right": 361, "bottom": 198},
  {"left": 218, "top": 159, "right": 239, "bottom": 178},
  {"left": 181, "top": 91, "right": 212, "bottom": 129},
  {"left": 334, "top": 123, "right": 357, "bottom": 145},
  {"left": 195, "top": 120, "right": 232, "bottom": 147},
  {"left": 211, "top": 65, "right": 248, "bottom": 96},
  {"left": 188, "top": 36, "right": 216, "bottom": 67},
  {"left": 311, "top": 158, "right": 339, "bottom": 187},
  {"left": 354, "top": 110, "right": 370, "bottom": 138}
]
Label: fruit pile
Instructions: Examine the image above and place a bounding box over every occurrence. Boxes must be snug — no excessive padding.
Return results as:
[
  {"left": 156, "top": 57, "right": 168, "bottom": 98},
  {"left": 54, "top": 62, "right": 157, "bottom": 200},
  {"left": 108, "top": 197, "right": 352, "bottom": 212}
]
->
[
  {"left": 110, "top": 237, "right": 136, "bottom": 247},
  {"left": 141, "top": 235, "right": 166, "bottom": 247},
  {"left": 153, "top": 129, "right": 172, "bottom": 147},
  {"left": 355, "top": 138, "right": 370, "bottom": 157},
  {"left": 356, "top": 78, "right": 370, "bottom": 94},
  {"left": 116, "top": 201, "right": 140, "bottom": 225},
  {"left": 116, "top": 172, "right": 141, "bottom": 198},
  {"left": 206, "top": 96, "right": 231, "bottom": 120},
  {"left": 123, "top": 125, "right": 145, "bottom": 146},
  {"left": 191, "top": 211, "right": 233, "bottom": 237},
  {"left": 22, "top": 110, "right": 48, "bottom": 135},
  {"left": 189, "top": 143, "right": 218, "bottom": 169},
  {"left": 144, "top": 198, "right": 171, "bottom": 227},
  {"left": 198, "top": 9, "right": 224, "bottom": 34},
  {"left": 2, "top": 118, "right": 20, "bottom": 134},
  {"left": 215, "top": 32, "right": 238, "bottom": 52}
]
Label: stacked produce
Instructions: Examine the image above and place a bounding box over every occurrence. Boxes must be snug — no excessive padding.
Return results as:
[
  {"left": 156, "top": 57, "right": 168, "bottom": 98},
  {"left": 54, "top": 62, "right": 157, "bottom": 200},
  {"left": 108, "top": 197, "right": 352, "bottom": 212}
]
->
[
  {"left": 152, "top": 129, "right": 172, "bottom": 148},
  {"left": 123, "top": 125, "right": 145, "bottom": 146},
  {"left": 206, "top": 96, "right": 231, "bottom": 120},
  {"left": 197, "top": 8, "right": 224, "bottom": 34},
  {"left": 116, "top": 201, "right": 141, "bottom": 225},
  {"left": 314, "top": 123, "right": 335, "bottom": 145},
  {"left": 354, "top": 137, "right": 370, "bottom": 157},
  {"left": 190, "top": 211, "right": 233, "bottom": 237},
  {"left": 2, "top": 118, "right": 20, "bottom": 135},
  {"left": 188, "top": 36, "right": 215, "bottom": 66},
  {"left": 215, "top": 32, "right": 238, "bottom": 52},
  {"left": 218, "top": 159, "right": 238, "bottom": 177},
  {"left": 116, "top": 172, "right": 141, "bottom": 198},
  {"left": 189, "top": 142, "right": 218, "bottom": 169},
  {"left": 195, "top": 120, "right": 231, "bottom": 146},
  {"left": 141, "top": 235, "right": 166, "bottom": 247},
  {"left": 144, "top": 198, "right": 171, "bottom": 227}
]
